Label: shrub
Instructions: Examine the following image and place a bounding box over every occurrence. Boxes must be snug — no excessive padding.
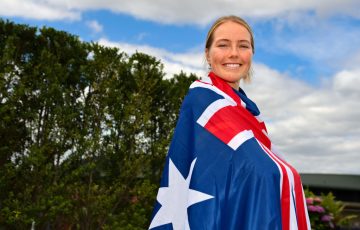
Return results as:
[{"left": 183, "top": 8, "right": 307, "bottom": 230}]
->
[{"left": 305, "top": 190, "right": 357, "bottom": 229}]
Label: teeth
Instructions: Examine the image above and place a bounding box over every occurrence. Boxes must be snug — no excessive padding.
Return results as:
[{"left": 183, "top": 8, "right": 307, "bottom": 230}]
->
[{"left": 225, "top": 64, "right": 240, "bottom": 68}]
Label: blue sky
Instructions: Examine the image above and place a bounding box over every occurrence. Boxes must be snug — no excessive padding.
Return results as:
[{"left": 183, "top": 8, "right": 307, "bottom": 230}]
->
[
  {"left": 1, "top": 0, "right": 360, "bottom": 174},
  {"left": 7, "top": 9, "right": 360, "bottom": 84}
]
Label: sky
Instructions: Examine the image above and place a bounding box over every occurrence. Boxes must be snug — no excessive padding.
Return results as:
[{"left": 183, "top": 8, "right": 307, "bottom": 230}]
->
[{"left": 1, "top": 0, "right": 360, "bottom": 175}]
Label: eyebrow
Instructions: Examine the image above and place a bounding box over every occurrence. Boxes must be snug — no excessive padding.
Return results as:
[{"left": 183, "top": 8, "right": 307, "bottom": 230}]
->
[{"left": 215, "top": 38, "right": 251, "bottom": 43}]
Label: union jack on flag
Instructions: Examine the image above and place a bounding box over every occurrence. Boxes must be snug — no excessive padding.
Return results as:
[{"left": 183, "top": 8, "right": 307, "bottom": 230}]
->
[{"left": 149, "top": 72, "right": 310, "bottom": 230}]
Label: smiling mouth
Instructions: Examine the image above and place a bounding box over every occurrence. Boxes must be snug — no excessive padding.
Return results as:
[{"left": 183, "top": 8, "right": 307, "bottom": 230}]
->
[{"left": 223, "top": 63, "right": 242, "bottom": 68}]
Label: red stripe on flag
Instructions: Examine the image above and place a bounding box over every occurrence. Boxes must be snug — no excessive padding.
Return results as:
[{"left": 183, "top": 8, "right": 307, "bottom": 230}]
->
[
  {"left": 204, "top": 105, "right": 271, "bottom": 149},
  {"left": 281, "top": 163, "right": 309, "bottom": 230},
  {"left": 207, "top": 72, "right": 271, "bottom": 149},
  {"left": 260, "top": 143, "right": 291, "bottom": 230}
]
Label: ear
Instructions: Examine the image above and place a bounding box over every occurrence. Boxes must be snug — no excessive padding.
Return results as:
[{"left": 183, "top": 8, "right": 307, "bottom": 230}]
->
[{"left": 205, "top": 48, "right": 210, "bottom": 63}]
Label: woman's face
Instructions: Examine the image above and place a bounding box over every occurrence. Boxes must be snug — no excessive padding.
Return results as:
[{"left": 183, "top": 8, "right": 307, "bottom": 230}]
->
[{"left": 206, "top": 21, "right": 253, "bottom": 89}]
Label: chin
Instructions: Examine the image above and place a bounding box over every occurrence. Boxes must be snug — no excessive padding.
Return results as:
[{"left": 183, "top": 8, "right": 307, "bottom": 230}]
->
[{"left": 225, "top": 73, "right": 243, "bottom": 81}]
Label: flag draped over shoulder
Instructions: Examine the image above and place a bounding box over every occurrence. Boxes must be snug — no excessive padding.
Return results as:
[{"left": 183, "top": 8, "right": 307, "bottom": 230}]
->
[{"left": 149, "top": 72, "right": 310, "bottom": 230}]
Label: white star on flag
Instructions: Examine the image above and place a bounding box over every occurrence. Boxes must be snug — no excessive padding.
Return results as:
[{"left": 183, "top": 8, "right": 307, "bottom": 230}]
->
[{"left": 149, "top": 158, "right": 214, "bottom": 230}]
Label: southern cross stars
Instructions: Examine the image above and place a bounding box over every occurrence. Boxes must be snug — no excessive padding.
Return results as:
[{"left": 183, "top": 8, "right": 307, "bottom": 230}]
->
[{"left": 149, "top": 158, "right": 214, "bottom": 230}]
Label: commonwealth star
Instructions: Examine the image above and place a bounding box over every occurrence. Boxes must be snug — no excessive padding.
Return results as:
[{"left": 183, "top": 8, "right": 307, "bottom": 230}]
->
[{"left": 149, "top": 158, "right": 214, "bottom": 229}]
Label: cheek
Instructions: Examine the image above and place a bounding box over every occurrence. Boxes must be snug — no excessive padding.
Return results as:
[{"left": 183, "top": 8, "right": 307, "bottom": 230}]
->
[
  {"left": 209, "top": 50, "right": 224, "bottom": 64},
  {"left": 241, "top": 52, "right": 253, "bottom": 63}
]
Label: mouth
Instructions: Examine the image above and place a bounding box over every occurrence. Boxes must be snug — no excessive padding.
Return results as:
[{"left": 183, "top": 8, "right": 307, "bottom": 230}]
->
[{"left": 223, "top": 63, "right": 242, "bottom": 69}]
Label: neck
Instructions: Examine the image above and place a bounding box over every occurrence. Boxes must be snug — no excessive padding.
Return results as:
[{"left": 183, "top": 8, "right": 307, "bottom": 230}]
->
[
  {"left": 228, "top": 81, "right": 240, "bottom": 90},
  {"left": 208, "top": 72, "right": 240, "bottom": 90}
]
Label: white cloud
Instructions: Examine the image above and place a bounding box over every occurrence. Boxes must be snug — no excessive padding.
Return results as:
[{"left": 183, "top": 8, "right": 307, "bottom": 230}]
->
[
  {"left": 1, "top": 0, "right": 360, "bottom": 24},
  {"left": 242, "top": 64, "right": 360, "bottom": 174},
  {"left": 333, "top": 69, "right": 360, "bottom": 99},
  {"left": 86, "top": 20, "right": 103, "bottom": 33},
  {"left": 68, "top": 0, "right": 360, "bottom": 25},
  {"left": 256, "top": 12, "right": 360, "bottom": 72},
  {"left": 0, "top": 0, "right": 80, "bottom": 21}
]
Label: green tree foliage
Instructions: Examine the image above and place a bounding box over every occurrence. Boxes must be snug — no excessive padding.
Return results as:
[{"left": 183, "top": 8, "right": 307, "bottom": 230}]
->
[{"left": 0, "top": 19, "right": 197, "bottom": 229}]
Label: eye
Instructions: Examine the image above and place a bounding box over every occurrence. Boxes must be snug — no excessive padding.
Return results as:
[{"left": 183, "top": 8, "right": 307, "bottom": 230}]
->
[
  {"left": 238, "top": 41, "right": 251, "bottom": 49},
  {"left": 239, "top": 44, "right": 250, "bottom": 49},
  {"left": 217, "top": 43, "right": 228, "bottom": 48}
]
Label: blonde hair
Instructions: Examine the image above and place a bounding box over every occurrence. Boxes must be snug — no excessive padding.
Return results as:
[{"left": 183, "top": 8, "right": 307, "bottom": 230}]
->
[{"left": 205, "top": 15, "right": 255, "bottom": 82}]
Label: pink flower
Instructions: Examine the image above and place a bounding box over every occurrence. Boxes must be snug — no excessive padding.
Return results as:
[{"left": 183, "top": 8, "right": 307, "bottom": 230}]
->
[
  {"left": 321, "top": 215, "right": 332, "bottom": 222},
  {"left": 314, "top": 197, "right": 322, "bottom": 203},
  {"left": 316, "top": 205, "right": 325, "bottom": 213},
  {"left": 308, "top": 205, "right": 317, "bottom": 212},
  {"left": 306, "top": 198, "right": 313, "bottom": 205},
  {"left": 308, "top": 205, "right": 325, "bottom": 213}
]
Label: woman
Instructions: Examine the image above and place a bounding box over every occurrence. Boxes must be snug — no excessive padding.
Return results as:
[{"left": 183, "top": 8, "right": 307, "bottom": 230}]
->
[{"left": 149, "top": 15, "right": 310, "bottom": 230}]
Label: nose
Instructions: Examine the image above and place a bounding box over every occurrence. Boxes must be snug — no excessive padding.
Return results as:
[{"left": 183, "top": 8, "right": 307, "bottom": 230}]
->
[{"left": 229, "top": 45, "right": 239, "bottom": 57}]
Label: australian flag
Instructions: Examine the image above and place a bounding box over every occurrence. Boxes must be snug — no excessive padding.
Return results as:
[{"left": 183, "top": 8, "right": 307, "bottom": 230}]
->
[{"left": 149, "top": 72, "right": 310, "bottom": 230}]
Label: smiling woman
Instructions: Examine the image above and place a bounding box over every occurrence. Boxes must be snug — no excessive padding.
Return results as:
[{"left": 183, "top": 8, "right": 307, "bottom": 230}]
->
[
  {"left": 205, "top": 17, "right": 254, "bottom": 89},
  {"left": 149, "top": 15, "right": 311, "bottom": 230}
]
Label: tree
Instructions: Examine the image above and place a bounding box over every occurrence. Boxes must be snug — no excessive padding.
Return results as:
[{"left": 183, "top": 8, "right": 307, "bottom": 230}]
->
[{"left": 0, "top": 19, "right": 197, "bottom": 229}]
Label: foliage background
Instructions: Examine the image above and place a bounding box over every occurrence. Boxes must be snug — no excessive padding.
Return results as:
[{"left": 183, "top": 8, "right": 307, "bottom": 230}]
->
[
  {"left": 0, "top": 19, "right": 197, "bottom": 229},
  {"left": 304, "top": 190, "right": 357, "bottom": 230}
]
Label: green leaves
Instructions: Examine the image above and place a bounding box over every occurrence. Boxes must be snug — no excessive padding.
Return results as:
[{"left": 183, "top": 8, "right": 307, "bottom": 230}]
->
[
  {"left": 305, "top": 189, "right": 357, "bottom": 229},
  {"left": 0, "top": 19, "right": 197, "bottom": 228}
]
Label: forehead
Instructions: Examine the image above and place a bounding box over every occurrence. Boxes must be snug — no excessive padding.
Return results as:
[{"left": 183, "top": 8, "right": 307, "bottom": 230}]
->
[{"left": 212, "top": 21, "right": 251, "bottom": 41}]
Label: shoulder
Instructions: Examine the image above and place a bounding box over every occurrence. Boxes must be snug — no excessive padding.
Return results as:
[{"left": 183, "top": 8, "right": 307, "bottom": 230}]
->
[
  {"left": 179, "top": 79, "right": 225, "bottom": 119},
  {"left": 183, "top": 79, "right": 224, "bottom": 106}
]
